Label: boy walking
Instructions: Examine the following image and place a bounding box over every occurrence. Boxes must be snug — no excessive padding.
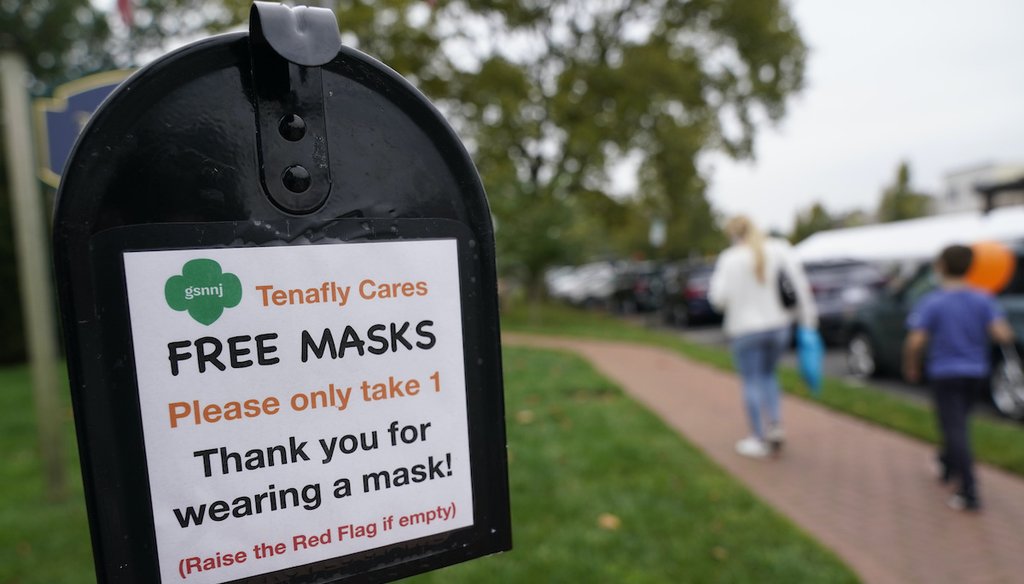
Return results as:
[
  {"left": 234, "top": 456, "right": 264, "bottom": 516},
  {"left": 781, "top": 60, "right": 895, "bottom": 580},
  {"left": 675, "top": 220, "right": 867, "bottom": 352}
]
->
[{"left": 903, "top": 244, "right": 1014, "bottom": 511}]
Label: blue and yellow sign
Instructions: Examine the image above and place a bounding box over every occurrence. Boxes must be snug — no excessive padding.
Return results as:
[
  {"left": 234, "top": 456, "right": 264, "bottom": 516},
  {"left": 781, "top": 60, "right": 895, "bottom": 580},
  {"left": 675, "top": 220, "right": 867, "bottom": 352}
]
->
[{"left": 33, "top": 70, "right": 133, "bottom": 188}]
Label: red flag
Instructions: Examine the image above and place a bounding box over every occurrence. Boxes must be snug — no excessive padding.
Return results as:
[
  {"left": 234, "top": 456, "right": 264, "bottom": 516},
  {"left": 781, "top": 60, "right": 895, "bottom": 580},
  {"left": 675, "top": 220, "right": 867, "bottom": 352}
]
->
[{"left": 117, "top": 0, "right": 133, "bottom": 27}]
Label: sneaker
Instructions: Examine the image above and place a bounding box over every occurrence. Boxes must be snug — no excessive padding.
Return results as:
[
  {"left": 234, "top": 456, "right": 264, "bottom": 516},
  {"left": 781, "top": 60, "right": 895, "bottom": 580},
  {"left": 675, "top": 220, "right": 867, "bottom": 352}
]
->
[
  {"left": 735, "top": 436, "right": 770, "bottom": 459},
  {"left": 947, "top": 493, "right": 981, "bottom": 512},
  {"left": 765, "top": 425, "right": 785, "bottom": 447}
]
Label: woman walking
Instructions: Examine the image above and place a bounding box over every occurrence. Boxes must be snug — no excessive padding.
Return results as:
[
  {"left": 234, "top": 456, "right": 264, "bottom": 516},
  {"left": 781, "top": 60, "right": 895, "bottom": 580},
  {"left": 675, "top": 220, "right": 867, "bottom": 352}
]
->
[{"left": 708, "top": 216, "right": 817, "bottom": 458}]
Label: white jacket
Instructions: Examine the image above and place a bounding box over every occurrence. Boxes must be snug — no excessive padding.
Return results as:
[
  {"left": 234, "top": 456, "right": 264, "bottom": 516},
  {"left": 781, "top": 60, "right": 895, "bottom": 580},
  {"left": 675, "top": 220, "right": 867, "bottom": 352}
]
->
[{"left": 708, "top": 238, "right": 818, "bottom": 338}]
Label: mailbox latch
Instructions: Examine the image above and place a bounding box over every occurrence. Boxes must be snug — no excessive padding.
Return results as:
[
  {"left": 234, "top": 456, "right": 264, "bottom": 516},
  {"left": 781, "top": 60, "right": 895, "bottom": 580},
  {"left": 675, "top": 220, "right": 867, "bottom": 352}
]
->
[{"left": 249, "top": 1, "right": 342, "bottom": 214}]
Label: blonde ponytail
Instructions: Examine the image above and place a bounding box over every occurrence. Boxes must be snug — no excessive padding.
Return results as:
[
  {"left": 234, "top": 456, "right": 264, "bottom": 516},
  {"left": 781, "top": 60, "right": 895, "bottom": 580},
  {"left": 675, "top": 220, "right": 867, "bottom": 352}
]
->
[{"left": 724, "top": 216, "right": 767, "bottom": 283}]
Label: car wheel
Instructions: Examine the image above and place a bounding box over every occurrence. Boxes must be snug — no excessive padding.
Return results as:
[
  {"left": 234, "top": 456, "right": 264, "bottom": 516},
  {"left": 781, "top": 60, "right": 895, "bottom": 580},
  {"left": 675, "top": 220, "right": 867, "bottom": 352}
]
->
[
  {"left": 672, "top": 305, "right": 690, "bottom": 327},
  {"left": 661, "top": 305, "right": 675, "bottom": 325},
  {"left": 662, "top": 305, "right": 683, "bottom": 326},
  {"left": 846, "top": 333, "right": 877, "bottom": 379},
  {"left": 990, "top": 358, "right": 1024, "bottom": 419}
]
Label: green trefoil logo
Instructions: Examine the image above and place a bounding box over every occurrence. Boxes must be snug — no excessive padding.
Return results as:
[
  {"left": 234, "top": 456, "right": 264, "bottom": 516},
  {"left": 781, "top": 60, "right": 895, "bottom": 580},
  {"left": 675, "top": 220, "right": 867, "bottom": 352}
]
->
[{"left": 164, "top": 259, "right": 242, "bottom": 325}]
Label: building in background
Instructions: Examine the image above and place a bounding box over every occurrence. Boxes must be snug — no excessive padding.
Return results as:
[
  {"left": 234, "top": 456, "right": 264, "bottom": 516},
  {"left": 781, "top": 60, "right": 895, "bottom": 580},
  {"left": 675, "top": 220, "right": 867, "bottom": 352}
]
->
[{"left": 937, "top": 162, "right": 1024, "bottom": 214}]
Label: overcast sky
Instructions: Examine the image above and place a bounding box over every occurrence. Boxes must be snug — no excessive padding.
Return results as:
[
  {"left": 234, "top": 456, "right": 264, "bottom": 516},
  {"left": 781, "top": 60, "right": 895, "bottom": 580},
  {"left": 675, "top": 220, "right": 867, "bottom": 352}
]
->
[{"left": 705, "top": 0, "right": 1024, "bottom": 233}]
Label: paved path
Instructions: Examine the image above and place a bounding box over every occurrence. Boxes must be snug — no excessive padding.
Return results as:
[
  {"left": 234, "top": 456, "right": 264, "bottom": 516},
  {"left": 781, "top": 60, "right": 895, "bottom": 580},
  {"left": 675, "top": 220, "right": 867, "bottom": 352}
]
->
[{"left": 505, "top": 333, "right": 1024, "bottom": 584}]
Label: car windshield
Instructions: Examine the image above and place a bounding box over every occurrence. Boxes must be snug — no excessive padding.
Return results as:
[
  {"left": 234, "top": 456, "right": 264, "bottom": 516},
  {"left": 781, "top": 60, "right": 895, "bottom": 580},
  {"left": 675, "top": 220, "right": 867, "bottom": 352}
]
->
[
  {"left": 806, "top": 262, "right": 882, "bottom": 281},
  {"left": 688, "top": 267, "right": 714, "bottom": 284}
]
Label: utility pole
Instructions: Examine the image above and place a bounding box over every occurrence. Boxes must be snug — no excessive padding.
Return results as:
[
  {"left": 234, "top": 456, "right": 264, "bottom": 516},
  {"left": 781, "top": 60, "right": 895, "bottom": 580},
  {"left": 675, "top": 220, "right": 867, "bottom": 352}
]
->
[{"left": 0, "top": 51, "right": 65, "bottom": 500}]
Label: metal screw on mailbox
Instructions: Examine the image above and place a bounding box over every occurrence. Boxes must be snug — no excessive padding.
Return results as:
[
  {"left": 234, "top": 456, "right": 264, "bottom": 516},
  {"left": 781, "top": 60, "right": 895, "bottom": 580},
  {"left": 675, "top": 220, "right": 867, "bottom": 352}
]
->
[
  {"left": 282, "top": 164, "right": 311, "bottom": 193},
  {"left": 278, "top": 113, "right": 306, "bottom": 141}
]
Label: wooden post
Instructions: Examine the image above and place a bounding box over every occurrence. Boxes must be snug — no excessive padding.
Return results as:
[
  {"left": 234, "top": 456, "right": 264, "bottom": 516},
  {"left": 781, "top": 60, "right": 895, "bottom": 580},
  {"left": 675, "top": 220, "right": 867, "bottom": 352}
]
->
[{"left": 0, "top": 51, "right": 66, "bottom": 500}]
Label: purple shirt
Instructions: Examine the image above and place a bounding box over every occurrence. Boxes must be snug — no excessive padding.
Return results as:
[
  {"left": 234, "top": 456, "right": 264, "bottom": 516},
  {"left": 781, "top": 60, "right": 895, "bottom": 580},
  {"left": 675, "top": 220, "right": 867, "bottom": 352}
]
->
[{"left": 907, "top": 288, "right": 1004, "bottom": 379}]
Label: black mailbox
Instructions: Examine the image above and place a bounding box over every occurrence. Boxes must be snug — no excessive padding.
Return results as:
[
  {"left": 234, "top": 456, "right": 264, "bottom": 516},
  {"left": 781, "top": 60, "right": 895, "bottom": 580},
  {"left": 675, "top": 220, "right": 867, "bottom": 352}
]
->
[{"left": 52, "top": 3, "right": 511, "bottom": 583}]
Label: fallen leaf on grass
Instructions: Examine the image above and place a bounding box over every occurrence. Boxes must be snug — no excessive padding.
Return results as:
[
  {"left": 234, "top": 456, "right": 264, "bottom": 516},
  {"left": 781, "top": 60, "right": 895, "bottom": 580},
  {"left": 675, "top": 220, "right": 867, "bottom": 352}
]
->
[
  {"left": 516, "top": 409, "right": 535, "bottom": 424},
  {"left": 597, "top": 513, "right": 622, "bottom": 531}
]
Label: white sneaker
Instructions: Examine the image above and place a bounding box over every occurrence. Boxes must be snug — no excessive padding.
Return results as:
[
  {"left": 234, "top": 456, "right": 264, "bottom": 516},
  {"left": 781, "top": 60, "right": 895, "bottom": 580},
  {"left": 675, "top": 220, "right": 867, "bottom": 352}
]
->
[
  {"left": 735, "top": 436, "right": 770, "bottom": 458},
  {"left": 765, "top": 424, "right": 785, "bottom": 444}
]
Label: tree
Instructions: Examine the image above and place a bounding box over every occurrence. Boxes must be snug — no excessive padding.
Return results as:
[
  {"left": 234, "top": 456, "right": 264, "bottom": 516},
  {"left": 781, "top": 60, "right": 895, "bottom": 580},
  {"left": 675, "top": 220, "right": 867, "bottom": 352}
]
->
[
  {"left": 835, "top": 209, "right": 870, "bottom": 228},
  {"left": 791, "top": 201, "right": 835, "bottom": 243},
  {"left": 0, "top": 1, "right": 240, "bottom": 90},
  {"left": 439, "top": 0, "right": 805, "bottom": 293},
  {"left": 877, "top": 161, "right": 932, "bottom": 223},
  {"left": 0, "top": 1, "right": 113, "bottom": 89}
]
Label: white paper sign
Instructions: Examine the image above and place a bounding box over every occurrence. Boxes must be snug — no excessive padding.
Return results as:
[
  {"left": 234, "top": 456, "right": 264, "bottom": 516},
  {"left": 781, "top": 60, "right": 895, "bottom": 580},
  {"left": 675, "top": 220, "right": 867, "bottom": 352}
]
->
[{"left": 122, "top": 239, "right": 474, "bottom": 583}]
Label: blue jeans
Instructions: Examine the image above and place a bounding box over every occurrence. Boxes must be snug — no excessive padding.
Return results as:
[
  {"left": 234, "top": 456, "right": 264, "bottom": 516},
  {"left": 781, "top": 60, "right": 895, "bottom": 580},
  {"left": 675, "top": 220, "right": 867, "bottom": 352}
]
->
[{"left": 731, "top": 327, "right": 790, "bottom": 439}]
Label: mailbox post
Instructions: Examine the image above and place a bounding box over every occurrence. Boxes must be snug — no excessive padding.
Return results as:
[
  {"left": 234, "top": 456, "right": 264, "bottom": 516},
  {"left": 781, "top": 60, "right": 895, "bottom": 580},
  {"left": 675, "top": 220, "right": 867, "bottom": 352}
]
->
[{"left": 53, "top": 3, "right": 511, "bottom": 583}]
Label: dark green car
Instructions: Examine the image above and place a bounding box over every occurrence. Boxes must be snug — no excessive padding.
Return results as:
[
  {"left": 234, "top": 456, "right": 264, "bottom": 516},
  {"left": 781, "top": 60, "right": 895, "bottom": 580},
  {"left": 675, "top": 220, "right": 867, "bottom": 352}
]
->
[{"left": 844, "top": 249, "right": 1024, "bottom": 419}]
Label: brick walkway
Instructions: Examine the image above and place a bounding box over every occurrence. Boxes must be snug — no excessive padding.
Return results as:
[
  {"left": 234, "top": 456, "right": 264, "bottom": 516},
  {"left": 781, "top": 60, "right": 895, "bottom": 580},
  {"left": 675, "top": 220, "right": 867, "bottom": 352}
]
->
[{"left": 505, "top": 333, "right": 1024, "bottom": 584}]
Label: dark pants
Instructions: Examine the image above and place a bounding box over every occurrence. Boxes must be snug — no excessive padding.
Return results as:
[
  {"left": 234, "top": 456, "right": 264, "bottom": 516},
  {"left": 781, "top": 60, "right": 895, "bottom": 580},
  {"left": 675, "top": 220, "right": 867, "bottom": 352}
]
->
[{"left": 931, "top": 377, "right": 983, "bottom": 500}]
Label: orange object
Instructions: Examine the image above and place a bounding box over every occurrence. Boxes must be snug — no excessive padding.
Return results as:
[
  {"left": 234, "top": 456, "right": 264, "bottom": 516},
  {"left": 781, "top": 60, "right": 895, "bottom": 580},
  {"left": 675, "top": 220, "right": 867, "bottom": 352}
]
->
[{"left": 964, "top": 241, "right": 1016, "bottom": 293}]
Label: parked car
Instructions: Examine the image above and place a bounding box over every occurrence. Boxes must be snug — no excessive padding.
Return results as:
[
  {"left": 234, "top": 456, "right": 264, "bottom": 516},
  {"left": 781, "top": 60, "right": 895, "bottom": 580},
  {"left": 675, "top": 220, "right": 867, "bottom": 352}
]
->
[
  {"left": 545, "top": 265, "right": 581, "bottom": 303},
  {"left": 803, "top": 260, "right": 889, "bottom": 345},
  {"left": 564, "top": 261, "right": 617, "bottom": 308},
  {"left": 611, "top": 261, "right": 666, "bottom": 313},
  {"left": 844, "top": 245, "right": 1024, "bottom": 419},
  {"left": 661, "top": 263, "right": 722, "bottom": 327}
]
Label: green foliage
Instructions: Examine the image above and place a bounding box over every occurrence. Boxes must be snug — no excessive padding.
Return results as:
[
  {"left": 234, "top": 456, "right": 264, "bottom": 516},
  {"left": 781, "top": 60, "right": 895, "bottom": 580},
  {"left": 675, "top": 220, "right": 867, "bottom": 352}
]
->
[
  {"left": 0, "top": 0, "right": 238, "bottom": 88},
  {"left": 791, "top": 202, "right": 872, "bottom": 244},
  {"left": 835, "top": 209, "right": 871, "bottom": 228},
  {"left": 0, "top": 364, "right": 92, "bottom": 583},
  {"left": 443, "top": 0, "right": 806, "bottom": 279},
  {"left": 877, "top": 161, "right": 932, "bottom": 223},
  {"left": 790, "top": 201, "right": 835, "bottom": 243},
  {"left": 0, "top": 0, "right": 112, "bottom": 87},
  {"left": 232, "top": 1, "right": 803, "bottom": 275}
]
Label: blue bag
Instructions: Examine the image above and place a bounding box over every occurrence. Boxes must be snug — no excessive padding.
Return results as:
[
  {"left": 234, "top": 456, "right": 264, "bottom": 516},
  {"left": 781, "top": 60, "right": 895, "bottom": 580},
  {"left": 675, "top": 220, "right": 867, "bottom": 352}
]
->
[{"left": 796, "top": 326, "right": 824, "bottom": 396}]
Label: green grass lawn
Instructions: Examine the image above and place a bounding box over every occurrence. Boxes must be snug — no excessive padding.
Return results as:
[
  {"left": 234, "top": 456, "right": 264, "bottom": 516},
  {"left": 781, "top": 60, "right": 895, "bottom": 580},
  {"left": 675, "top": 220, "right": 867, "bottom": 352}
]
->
[
  {"left": 501, "top": 302, "right": 1024, "bottom": 477},
  {"left": 0, "top": 348, "right": 857, "bottom": 583},
  {"left": 0, "top": 365, "right": 92, "bottom": 584}
]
